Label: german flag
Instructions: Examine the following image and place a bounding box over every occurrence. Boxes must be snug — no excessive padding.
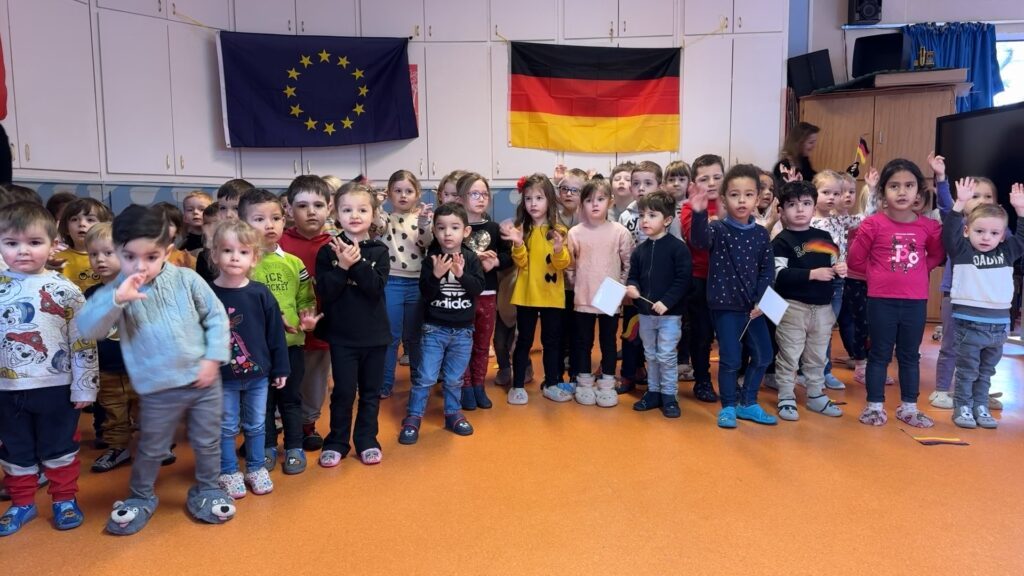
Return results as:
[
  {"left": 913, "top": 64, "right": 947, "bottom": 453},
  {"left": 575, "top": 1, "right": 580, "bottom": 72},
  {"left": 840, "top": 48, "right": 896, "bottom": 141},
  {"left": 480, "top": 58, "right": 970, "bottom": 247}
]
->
[{"left": 509, "top": 42, "right": 680, "bottom": 153}]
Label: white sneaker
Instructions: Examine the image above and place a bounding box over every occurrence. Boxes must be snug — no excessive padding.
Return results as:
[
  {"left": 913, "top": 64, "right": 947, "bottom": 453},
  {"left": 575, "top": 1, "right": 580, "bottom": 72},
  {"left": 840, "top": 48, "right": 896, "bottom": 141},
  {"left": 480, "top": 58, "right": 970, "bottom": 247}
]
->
[
  {"left": 595, "top": 376, "right": 619, "bottom": 408},
  {"left": 507, "top": 387, "right": 528, "bottom": 405},
  {"left": 244, "top": 468, "right": 274, "bottom": 495},
  {"left": 929, "top": 390, "right": 953, "bottom": 409},
  {"left": 575, "top": 375, "right": 597, "bottom": 406},
  {"left": 218, "top": 471, "right": 246, "bottom": 499},
  {"left": 542, "top": 385, "right": 573, "bottom": 403}
]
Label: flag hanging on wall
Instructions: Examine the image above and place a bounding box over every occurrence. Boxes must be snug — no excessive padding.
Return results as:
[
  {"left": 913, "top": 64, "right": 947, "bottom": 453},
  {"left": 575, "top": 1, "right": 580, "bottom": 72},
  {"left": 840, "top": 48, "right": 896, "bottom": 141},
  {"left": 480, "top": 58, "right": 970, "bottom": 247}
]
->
[
  {"left": 218, "top": 32, "right": 417, "bottom": 148},
  {"left": 509, "top": 42, "right": 680, "bottom": 153}
]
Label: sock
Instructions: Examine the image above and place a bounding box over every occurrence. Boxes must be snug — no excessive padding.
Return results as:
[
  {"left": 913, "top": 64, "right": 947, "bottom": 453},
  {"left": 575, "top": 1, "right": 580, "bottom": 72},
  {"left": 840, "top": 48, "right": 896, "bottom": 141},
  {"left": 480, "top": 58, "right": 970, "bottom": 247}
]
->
[
  {"left": 901, "top": 401, "right": 918, "bottom": 413},
  {"left": 867, "top": 401, "right": 884, "bottom": 411}
]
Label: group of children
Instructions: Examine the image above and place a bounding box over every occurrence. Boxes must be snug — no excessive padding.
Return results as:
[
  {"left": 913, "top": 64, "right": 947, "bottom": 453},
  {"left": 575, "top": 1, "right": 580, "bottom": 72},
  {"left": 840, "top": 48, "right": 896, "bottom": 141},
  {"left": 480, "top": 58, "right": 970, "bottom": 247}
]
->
[{"left": 1, "top": 147, "right": 1021, "bottom": 537}]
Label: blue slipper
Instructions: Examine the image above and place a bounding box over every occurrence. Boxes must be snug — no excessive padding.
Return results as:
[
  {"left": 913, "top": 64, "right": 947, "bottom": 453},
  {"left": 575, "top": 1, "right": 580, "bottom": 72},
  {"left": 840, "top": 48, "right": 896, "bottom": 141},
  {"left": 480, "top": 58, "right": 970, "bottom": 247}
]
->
[
  {"left": 52, "top": 499, "right": 84, "bottom": 530},
  {"left": 736, "top": 403, "right": 778, "bottom": 425},
  {"left": 0, "top": 504, "right": 37, "bottom": 537},
  {"left": 717, "top": 406, "right": 737, "bottom": 429},
  {"left": 107, "top": 497, "right": 158, "bottom": 536}
]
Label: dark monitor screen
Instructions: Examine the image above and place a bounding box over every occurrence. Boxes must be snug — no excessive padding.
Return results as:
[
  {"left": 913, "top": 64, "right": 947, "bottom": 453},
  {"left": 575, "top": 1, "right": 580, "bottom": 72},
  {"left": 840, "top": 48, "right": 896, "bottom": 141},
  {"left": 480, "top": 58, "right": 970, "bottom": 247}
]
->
[{"left": 852, "top": 32, "right": 910, "bottom": 77}]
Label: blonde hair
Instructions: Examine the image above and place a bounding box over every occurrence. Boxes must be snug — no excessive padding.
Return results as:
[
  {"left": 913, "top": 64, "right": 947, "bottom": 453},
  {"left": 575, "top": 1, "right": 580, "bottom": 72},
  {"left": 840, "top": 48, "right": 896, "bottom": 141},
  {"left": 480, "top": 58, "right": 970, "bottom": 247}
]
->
[
  {"left": 84, "top": 221, "right": 113, "bottom": 248},
  {"left": 183, "top": 190, "right": 213, "bottom": 206},
  {"left": 811, "top": 170, "right": 844, "bottom": 192},
  {"left": 209, "top": 220, "right": 262, "bottom": 276},
  {"left": 322, "top": 175, "right": 344, "bottom": 192}
]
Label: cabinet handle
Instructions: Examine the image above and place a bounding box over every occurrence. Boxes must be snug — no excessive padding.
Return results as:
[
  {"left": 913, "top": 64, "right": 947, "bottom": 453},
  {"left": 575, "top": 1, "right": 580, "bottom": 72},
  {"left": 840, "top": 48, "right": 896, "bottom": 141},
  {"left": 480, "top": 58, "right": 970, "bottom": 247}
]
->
[
  {"left": 738, "top": 16, "right": 742, "bottom": 29},
  {"left": 495, "top": 161, "right": 501, "bottom": 175},
  {"left": 622, "top": 20, "right": 627, "bottom": 33},
  {"left": 301, "top": 21, "right": 305, "bottom": 33},
  {"left": 180, "top": 155, "right": 184, "bottom": 170},
  {"left": 414, "top": 24, "right": 420, "bottom": 37},
  {"left": 721, "top": 16, "right": 728, "bottom": 30},
  {"left": 609, "top": 21, "right": 614, "bottom": 38},
  {"left": 878, "top": 131, "right": 884, "bottom": 144},
  {"left": 165, "top": 154, "right": 171, "bottom": 170},
  {"left": 157, "top": 0, "right": 161, "bottom": 14},
  {"left": 431, "top": 162, "right": 436, "bottom": 176},
  {"left": 306, "top": 160, "right": 311, "bottom": 174},
  {"left": 171, "top": 2, "right": 176, "bottom": 15},
  {"left": 428, "top": 25, "right": 432, "bottom": 37},
  {"left": 288, "top": 19, "right": 292, "bottom": 32},
  {"left": 293, "top": 160, "right": 298, "bottom": 174},
  {"left": 418, "top": 159, "right": 424, "bottom": 176},
  {"left": 24, "top": 143, "right": 30, "bottom": 163}
]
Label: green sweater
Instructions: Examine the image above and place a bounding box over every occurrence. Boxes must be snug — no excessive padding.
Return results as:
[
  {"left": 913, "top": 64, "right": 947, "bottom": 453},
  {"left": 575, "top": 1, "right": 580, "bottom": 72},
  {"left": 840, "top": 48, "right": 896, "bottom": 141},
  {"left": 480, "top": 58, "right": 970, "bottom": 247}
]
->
[{"left": 253, "top": 247, "right": 315, "bottom": 347}]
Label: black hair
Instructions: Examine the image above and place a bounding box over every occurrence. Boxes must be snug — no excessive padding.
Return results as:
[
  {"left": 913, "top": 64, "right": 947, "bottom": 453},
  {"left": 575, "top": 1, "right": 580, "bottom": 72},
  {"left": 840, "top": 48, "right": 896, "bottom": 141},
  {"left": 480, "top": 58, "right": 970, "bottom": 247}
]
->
[
  {"left": 433, "top": 202, "right": 469, "bottom": 227},
  {"left": 45, "top": 191, "right": 77, "bottom": 219},
  {"left": 722, "top": 164, "right": 764, "bottom": 193},
  {"left": 112, "top": 204, "right": 173, "bottom": 247},
  {"left": 238, "top": 188, "right": 283, "bottom": 220},
  {"left": 286, "top": 175, "right": 332, "bottom": 204},
  {"left": 877, "top": 158, "right": 926, "bottom": 201},
  {"left": 777, "top": 180, "right": 817, "bottom": 206},
  {"left": 153, "top": 202, "right": 185, "bottom": 243},
  {"left": 636, "top": 191, "right": 676, "bottom": 219},
  {"left": 217, "top": 178, "right": 255, "bottom": 201}
]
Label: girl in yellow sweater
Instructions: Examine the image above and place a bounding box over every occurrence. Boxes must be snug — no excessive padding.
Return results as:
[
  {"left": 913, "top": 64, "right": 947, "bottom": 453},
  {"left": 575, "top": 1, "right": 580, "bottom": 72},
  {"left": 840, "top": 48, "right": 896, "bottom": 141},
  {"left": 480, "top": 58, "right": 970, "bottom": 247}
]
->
[
  {"left": 500, "top": 173, "right": 571, "bottom": 405},
  {"left": 55, "top": 197, "right": 113, "bottom": 293}
]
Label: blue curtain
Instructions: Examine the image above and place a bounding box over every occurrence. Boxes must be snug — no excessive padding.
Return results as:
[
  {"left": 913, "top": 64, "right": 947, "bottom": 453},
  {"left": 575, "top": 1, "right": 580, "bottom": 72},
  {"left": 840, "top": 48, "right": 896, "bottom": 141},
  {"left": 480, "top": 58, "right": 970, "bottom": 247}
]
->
[{"left": 903, "top": 22, "right": 1004, "bottom": 113}]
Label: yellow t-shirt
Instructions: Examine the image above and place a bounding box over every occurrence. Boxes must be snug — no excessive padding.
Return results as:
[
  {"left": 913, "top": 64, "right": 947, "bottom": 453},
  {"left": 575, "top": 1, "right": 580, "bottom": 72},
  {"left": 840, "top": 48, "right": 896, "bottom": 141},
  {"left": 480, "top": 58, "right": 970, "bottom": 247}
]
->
[
  {"left": 510, "top": 224, "right": 571, "bottom": 309},
  {"left": 168, "top": 247, "right": 196, "bottom": 269},
  {"left": 57, "top": 249, "right": 100, "bottom": 293}
]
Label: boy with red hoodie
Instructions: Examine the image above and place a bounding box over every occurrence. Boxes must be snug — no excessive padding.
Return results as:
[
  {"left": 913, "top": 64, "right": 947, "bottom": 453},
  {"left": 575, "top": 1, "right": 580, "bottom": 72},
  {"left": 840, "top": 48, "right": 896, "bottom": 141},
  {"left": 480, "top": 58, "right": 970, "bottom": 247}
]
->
[{"left": 279, "top": 175, "right": 333, "bottom": 451}]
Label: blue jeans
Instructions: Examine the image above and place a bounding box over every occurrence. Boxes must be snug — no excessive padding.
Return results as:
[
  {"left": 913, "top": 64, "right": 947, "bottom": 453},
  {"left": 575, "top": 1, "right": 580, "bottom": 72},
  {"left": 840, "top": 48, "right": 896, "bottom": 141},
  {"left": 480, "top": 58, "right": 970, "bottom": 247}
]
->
[
  {"left": 952, "top": 318, "right": 1007, "bottom": 410},
  {"left": 638, "top": 315, "right": 681, "bottom": 395},
  {"left": 866, "top": 298, "right": 926, "bottom": 403},
  {"left": 221, "top": 377, "right": 268, "bottom": 474},
  {"left": 713, "top": 310, "right": 771, "bottom": 408},
  {"left": 823, "top": 278, "right": 844, "bottom": 375},
  {"left": 383, "top": 276, "right": 424, "bottom": 394},
  {"left": 408, "top": 324, "right": 473, "bottom": 418}
]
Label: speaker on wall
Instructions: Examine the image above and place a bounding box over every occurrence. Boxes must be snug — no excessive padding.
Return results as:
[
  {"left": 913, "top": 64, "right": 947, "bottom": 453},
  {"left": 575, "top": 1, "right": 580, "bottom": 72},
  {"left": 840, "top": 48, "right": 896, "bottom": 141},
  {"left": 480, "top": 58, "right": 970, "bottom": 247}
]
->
[{"left": 849, "top": 0, "right": 882, "bottom": 25}]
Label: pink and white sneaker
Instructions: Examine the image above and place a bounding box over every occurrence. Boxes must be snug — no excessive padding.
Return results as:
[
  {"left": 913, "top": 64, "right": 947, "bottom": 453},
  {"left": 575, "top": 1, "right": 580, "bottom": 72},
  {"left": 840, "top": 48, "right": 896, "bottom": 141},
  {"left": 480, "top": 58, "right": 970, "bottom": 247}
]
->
[{"left": 244, "top": 468, "right": 274, "bottom": 495}]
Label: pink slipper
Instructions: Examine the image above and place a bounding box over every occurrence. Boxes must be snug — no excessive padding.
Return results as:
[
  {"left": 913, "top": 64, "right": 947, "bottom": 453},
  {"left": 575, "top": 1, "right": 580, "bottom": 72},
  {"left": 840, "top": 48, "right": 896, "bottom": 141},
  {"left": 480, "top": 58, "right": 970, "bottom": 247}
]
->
[
  {"left": 359, "top": 448, "right": 382, "bottom": 465},
  {"left": 319, "top": 450, "right": 342, "bottom": 468}
]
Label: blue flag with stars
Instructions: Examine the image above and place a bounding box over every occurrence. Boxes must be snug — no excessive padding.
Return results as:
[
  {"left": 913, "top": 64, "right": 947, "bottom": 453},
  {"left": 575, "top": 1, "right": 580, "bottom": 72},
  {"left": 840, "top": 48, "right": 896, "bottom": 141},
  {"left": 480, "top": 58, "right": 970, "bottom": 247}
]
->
[{"left": 218, "top": 32, "right": 417, "bottom": 148}]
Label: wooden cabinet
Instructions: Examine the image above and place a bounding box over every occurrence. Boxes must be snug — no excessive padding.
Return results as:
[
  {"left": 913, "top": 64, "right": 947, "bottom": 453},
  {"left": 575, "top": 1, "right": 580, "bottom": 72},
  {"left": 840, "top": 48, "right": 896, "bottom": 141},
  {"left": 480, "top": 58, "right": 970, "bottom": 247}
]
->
[
  {"left": 490, "top": 0, "right": 556, "bottom": 41},
  {"left": 8, "top": 0, "right": 100, "bottom": 173}
]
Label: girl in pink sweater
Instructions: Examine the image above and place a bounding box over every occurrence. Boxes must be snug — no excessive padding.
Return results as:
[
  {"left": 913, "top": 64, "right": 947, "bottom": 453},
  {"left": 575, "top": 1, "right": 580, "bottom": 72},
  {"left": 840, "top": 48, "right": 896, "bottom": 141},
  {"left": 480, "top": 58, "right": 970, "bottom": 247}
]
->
[{"left": 847, "top": 158, "right": 945, "bottom": 427}]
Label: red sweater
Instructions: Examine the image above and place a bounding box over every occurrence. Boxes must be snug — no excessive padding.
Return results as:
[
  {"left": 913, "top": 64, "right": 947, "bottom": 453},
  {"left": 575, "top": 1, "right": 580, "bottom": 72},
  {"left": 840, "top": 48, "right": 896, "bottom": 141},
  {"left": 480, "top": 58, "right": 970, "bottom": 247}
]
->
[
  {"left": 847, "top": 213, "right": 945, "bottom": 300},
  {"left": 280, "top": 227, "right": 333, "bottom": 351},
  {"left": 679, "top": 198, "right": 718, "bottom": 279}
]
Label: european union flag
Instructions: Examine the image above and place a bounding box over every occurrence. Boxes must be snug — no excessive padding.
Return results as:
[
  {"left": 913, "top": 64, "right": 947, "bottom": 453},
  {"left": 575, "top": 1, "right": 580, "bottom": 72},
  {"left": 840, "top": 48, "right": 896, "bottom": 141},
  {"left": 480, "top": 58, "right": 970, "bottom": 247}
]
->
[{"left": 218, "top": 32, "right": 418, "bottom": 148}]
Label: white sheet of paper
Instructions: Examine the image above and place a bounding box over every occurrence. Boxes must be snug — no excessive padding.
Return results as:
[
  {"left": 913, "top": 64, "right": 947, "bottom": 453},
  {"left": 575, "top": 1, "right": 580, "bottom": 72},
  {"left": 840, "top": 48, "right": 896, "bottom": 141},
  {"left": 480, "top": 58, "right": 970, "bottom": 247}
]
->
[
  {"left": 591, "top": 277, "right": 628, "bottom": 316},
  {"left": 758, "top": 286, "right": 789, "bottom": 325}
]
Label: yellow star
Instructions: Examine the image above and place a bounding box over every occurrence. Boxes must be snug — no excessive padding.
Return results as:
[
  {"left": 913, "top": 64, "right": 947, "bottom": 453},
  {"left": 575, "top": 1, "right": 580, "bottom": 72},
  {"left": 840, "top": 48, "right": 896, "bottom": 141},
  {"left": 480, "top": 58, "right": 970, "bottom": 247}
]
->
[
  {"left": 352, "top": 68, "right": 364, "bottom": 80},
  {"left": 337, "top": 56, "right": 350, "bottom": 69},
  {"left": 358, "top": 85, "right": 369, "bottom": 97},
  {"left": 341, "top": 117, "right": 354, "bottom": 129},
  {"left": 289, "top": 104, "right": 303, "bottom": 117},
  {"left": 283, "top": 86, "right": 297, "bottom": 98},
  {"left": 318, "top": 49, "right": 331, "bottom": 63},
  {"left": 352, "top": 103, "right": 365, "bottom": 116},
  {"left": 304, "top": 117, "right": 318, "bottom": 130},
  {"left": 299, "top": 55, "right": 313, "bottom": 68},
  {"left": 323, "top": 122, "right": 336, "bottom": 136},
  {"left": 286, "top": 68, "right": 300, "bottom": 80}
]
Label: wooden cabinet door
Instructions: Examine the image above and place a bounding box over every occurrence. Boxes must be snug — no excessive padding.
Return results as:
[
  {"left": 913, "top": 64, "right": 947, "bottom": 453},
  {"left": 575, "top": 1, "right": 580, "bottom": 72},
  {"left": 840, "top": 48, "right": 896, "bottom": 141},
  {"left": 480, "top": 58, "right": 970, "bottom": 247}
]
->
[
  {"left": 871, "top": 89, "right": 955, "bottom": 175},
  {"left": 799, "top": 94, "right": 875, "bottom": 176}
]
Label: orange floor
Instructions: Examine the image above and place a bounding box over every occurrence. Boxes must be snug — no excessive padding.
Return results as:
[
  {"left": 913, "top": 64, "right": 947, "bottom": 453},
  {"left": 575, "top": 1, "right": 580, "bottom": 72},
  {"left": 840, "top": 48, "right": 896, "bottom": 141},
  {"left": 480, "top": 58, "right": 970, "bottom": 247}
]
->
[{"left": 4, "top": 331, "right": 1024, "bottom": 576}]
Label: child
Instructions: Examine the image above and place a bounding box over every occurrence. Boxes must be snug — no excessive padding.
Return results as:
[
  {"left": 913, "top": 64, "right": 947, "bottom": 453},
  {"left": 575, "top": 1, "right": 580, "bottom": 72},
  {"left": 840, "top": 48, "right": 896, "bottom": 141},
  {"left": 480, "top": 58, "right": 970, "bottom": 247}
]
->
[
  {"left": 771, "top": 181, "right": 845, "bottom": 421},
  {"left": 754, "top": 169, "right": 780, "bottom": 231},
  {"left": 77, "top": 204, "right": 232, "bottom": 535},
  {"left": 55, "top": 197, "right": 113, "bottom": 293},
  {"left": 625, "top": 191, "right": 691, "bottom": 418},
  {"left": 279, "top": 190, "right": 295, "bottom": 230},
  {"left": 557, "top": 167, "right": 586, "bottom": 384},
  {"left": 45, "top": 191, "right": 77, "bottom": 225},
  {"left": 378, "top": 170, "right": 433, "bottom": 399},
  {"left": 943, "top": 179, "right": 1024, "bottom": 428},
  {"left": 663, "top": 160, "right": 691, "bottom": 206},
  {"left": 609, "top": 162, "right": 636, "bottom": 222},
  {"left": 278, "top": 175, "right": 334, "bottom": 451},
  {"left": 153, "top": 202, "right": 196, "bottom": 269},
  {"left": 182, "top": 190, "right": 213, "bottom": 252},
  {"left": 238, "top": 189, "right": 318, "bottom": 475},
  {"left": 399, "top": 203, "right": 485, "bottom": 444},
  {"left": 314, "top": 184, "right": 390, "bottom": 467},
  {"left": 679, "top": 154, "right": 725, "bottom": 403},
  {"left": 217, "top": 178, "right": 254, "bottom": 221},
  {"left": 85, "top": 223, "right": 136, "bottom": 473},
  {"left": 194, "top": 202, "right": 221, "bottom": 282},
  {"left": 690, "top": 164, "right": 777, "bottom": 428},
  {"left": 0, "top": 202, "right": 98, "bottom": 536},
  {"left": 500, "top": 173, "right": 572, "bottom": 404},
  {"left": 557, "top": 167, "right": 585, "bottom": 229},
  {"left": 568, "top": 177, "right": 633, "bottom": 407},
  {"left": 847, "top": 158, "right": 945, "bottom": 427},
  {"left": 807, "top": 170, "right": 848, "bottom": 391},
  {"left": 209, "top": 219, "right": 290, "bottom": 498},
  {"left": 456, "top": 172, "right": 512, "bottom": 410},
  {"left": 438, "top": 170, "right": 467, "bottom": 204}
]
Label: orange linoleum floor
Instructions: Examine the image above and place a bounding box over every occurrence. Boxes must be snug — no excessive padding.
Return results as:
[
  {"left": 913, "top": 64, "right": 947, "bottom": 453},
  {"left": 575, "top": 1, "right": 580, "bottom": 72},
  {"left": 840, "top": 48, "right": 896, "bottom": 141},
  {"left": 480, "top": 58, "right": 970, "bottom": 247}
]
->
[{"left": 3, "top": 330, "right": 1024, "bottom": 576}]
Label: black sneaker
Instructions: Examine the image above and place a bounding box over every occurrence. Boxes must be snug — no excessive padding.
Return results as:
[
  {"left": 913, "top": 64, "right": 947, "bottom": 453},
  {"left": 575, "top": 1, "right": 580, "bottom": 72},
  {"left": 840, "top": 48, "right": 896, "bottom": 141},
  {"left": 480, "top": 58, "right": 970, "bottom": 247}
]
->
[
  {"left": 92, "top": 448, "right": 131, "bottom": 473},
  {"left": 302, "top": 431, "right": 324, "bottom": 451},
  {"left": 693, "top": 381, "right": 718, "bottom": 403},
  {"left": 632, "top": 391, "right": 662, "bottom": 411},
  {"left": 660, "top": 394, "right": 681, "bottom": 419},
  {"left": 398, "top": 417, "right": 421, "bottom": 445}
]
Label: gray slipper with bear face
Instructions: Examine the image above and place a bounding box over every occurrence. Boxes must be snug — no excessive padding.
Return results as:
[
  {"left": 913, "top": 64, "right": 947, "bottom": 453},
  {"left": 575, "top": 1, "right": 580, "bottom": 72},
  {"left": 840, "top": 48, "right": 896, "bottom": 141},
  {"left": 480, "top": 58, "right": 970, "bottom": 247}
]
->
[
  {"left": 107, "top": 497, "right": 158, "bottom": 536},
  {"left": 186, "top": 486, "right": 236, "bottom": 524}
]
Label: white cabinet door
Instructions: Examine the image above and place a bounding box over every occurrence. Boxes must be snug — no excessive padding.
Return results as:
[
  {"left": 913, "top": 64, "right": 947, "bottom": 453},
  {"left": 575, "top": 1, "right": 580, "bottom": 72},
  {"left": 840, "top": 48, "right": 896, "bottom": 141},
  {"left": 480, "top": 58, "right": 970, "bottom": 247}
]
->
[
  {"left": 240, "top": 149, "right": 303, "bottom": 180},
  {"left": 733, "top": 0, "right": 785, "bottom": 34},
  {"left": 96, "top": 0, "right": 165, "bottom": 18},
  {"left": 301, "top": 147, "right": 363, "bottom": 179},
  {"left": 680, "top": 34, "right": 732, "bottom": 163},
  {"left": 98, "top": 9, "right": 174, "bottom": 175},
  {"left": 167, "top": 0, "right": 232, "bottom": 30},
  {"left": 490, "top": 43, "right": 556, "bottom": 182},
  {"left": 729, "top": 34, "right": 783, "bottom": 168},
  {"left": 360, "top": 0, "right": 423, "bottom": 40},
  {"left": 296, "top": 0, "right": 357, "bottom": 36},
  {"left": 491, "top": 0, "right": 556, "bottom": 41},
  {"left": 562, "top": 0, "right": 617, "bottom": 40},
  {"left": 168, "top": 22, "right": 236, "bottom": 177},
  {"left": 1, "top": 0, "right": 18, "bottom": 169},
  {"left": 618, "top": 0, "right": 675, "bottom": 38},
  {"left": 365, "top": 42, "right": 427, "bottom": 181},
  {"left": 234, "top": 0, "right": 295, "bottom": 34},
  {"left": 682, "top": 0, "right": 732, "bottom": 35},
  {"left": 424, "top": 44, "right": 491, "bottom": 180},
  {"left": 10, "top": 0, "right": 100, "bottom": 172},
  {"left": 424, "top": 0, "right": 487, "bottom": 41}
]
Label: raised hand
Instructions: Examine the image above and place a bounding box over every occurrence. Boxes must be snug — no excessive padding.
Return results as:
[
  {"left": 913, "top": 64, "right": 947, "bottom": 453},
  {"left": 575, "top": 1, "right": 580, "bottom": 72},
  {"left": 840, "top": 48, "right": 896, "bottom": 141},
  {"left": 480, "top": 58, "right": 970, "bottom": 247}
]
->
[
  {"left": 955, "top": 177, "right": 976, "bottom": 205},
  {"left": 114, "top": 272, "right": 149, "bottom": 305},
  {"left": 553, "top": 163, "right": 567, "bottom": 181},
  {"left": 688, "top": 183, "right": 709, "bottom": 213},
  {"left": 781, "top": 164, "right": 803, "bottom": 183},
  {"left": 297, "top": 308, "right": 323, "bottom": 331},
  {"left": 865, "top": 167, "right": 880, "bottom": 192},
  {"left": 499, "top": 221, "right": 524, "bottom": 246},
  {"left": 432, "top": 254, "right": 453, "bottom": 278},
  {"left": 478, "top": 250, "right": 498, "bottom": 272},
  {"left": 450, "top": 252, "right": 466, "bottom": 278},
  {"left": 1010, "top": 183, "right": 1024, "bottom": 214},
  {"left": 417, "top": 202, "right": 434, "bottom": 228},
  {"left": 549, "top": 228, "right": 565, "bottom": 253},
  {"left": 927, "top": 151, "right": 946, "bottom": 182}
]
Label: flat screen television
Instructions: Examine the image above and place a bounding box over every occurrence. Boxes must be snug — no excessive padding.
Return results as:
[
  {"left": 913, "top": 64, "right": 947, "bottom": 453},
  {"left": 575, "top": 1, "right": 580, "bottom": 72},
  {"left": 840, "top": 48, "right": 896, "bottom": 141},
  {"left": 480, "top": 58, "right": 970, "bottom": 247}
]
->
[{"left": 936, "top": 101, "right": 1024, "bottom": 216}]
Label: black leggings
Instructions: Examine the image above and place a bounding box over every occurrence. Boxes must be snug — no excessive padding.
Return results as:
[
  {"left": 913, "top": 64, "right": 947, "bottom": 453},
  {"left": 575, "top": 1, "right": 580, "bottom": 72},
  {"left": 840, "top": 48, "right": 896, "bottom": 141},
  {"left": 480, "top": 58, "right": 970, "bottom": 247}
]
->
[
  {"left": 513, "top": 306, "right": 562, "bottom": 387},
  {"left": 574, "top": 311, "right": 619, "bottom": 377}
]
